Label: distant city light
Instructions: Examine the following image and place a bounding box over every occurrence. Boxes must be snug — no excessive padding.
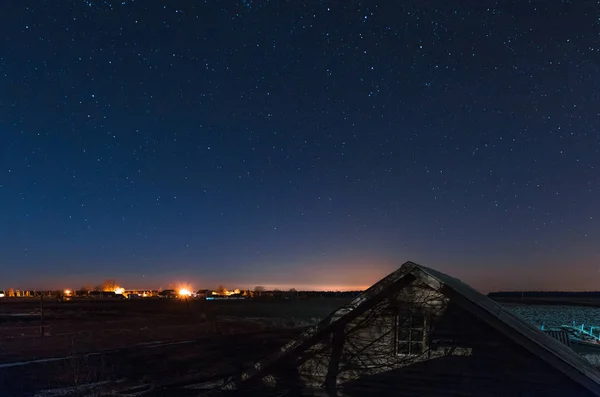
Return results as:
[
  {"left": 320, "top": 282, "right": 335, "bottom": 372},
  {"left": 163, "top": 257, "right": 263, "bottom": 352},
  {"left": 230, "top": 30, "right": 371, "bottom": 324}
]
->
[
  {"left": 213, "top": 288, "right": 241, "bottom": 296},
  {"left": 179, "top": 288, "right": 192, "bottom": 297}
]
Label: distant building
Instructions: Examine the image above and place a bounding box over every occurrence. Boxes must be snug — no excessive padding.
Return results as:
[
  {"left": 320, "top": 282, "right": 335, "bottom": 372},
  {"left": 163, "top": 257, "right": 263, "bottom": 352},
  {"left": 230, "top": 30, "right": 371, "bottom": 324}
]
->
[
  {"left": 88, "top": 291, "right": 118, "bottom": 299},
  {"left": 158, "top": 289, "right": 178, "bottom": 299},
  {"left": 220, "top": 261, "right": 600, "bottom": 396},
  {"left": 123, "top": 289, "right": 156, "bottom": 298}
]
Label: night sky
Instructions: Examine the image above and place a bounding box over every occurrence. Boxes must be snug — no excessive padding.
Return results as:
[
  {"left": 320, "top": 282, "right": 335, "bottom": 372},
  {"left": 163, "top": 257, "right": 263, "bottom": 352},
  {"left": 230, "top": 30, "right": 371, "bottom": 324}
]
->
[{"left": 1, "top": 1, "right": 599, "bottom": 292}]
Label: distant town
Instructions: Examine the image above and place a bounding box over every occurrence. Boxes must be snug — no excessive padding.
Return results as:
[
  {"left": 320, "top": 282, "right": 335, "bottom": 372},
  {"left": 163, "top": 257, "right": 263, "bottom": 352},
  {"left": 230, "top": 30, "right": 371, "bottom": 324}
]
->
[{"left": 0, "top": 279, "right": 363, "bottom": 301}]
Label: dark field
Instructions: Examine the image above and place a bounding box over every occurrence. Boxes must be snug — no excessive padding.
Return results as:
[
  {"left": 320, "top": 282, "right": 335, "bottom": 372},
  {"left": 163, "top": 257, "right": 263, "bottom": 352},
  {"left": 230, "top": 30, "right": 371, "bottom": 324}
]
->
[
  {"left": 0, "top": 298, "right": 351, "bottom": 396},
  {"left": 491, "top": 296, "right": 600, "bottom": 308}
]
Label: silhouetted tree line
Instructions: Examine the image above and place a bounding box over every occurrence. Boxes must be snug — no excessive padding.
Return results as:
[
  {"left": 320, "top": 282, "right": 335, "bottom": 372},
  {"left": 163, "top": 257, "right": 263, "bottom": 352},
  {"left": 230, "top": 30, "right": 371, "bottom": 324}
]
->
[{"left": 488, "top": 291, "right": 600, "bottom": 298}]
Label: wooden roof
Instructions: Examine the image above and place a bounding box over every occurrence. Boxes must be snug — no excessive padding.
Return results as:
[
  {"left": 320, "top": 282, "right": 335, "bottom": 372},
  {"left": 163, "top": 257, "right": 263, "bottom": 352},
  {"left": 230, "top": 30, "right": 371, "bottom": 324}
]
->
[
  {"left": 544, "top": 330, "right": 572, "bottom": 348},
  {"left": 412, "top": 262, "right": 600, "bottom": 395},
  {"left": 222, "top": 261, "right": 600, "bottom": 395}
]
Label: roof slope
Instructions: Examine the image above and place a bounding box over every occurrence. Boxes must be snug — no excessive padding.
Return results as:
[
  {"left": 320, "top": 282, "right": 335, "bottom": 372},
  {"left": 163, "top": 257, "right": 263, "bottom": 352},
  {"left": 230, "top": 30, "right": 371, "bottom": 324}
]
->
[
  {"left": 222, "top": 261, "right": 600, "bottom": 395},
  {"left": 413, "top": 263, "right": 600, "bottom": 395}
]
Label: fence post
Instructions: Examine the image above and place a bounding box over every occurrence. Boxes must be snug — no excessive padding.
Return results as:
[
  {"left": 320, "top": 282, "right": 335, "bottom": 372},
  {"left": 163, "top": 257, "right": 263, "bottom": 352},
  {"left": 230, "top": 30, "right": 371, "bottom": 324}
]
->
[{"left": 40, "top": 293, "right": 45, "bottom": 337}]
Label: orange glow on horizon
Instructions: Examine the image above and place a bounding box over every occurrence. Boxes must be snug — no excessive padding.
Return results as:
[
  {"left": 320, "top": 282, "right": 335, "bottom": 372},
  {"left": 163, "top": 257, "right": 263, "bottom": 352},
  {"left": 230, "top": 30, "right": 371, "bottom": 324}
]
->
[
  {"left": 212, "top": 288, "right": 241, "bottom": 296},
  {"left": 243, "top": 284, "right": 369, "bottom": 292}
]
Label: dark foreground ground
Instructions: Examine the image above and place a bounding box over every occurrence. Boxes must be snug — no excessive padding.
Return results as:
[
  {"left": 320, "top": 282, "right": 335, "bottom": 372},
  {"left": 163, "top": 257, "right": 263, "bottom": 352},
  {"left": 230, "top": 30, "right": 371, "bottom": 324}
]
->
[{"left": 0, "top": 298, "right": 351, "bottom": 396}]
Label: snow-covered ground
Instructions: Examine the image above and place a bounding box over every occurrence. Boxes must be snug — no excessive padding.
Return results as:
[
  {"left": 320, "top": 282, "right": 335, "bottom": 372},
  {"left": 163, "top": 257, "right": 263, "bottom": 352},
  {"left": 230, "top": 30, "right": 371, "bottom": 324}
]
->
[
  {"left": 502, "top": 303, "right": 600, "bottom": 329},
  {"left": 501, "top": 304, "right": 600, "bottom": 368}
]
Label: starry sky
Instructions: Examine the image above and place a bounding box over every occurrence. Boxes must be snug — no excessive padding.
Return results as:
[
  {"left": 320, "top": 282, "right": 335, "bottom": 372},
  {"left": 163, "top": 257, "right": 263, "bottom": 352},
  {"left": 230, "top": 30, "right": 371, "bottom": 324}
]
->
[{"left": 1, "top": 0, "right": 599, "bottom": 292}]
